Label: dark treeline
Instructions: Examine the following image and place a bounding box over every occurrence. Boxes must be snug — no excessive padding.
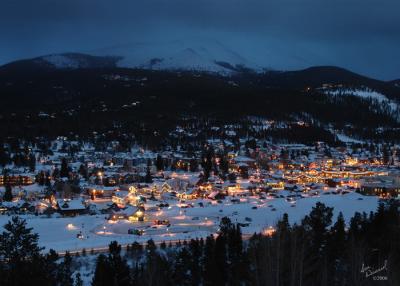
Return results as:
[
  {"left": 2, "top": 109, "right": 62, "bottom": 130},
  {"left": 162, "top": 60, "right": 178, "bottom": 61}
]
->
[
  {"left": 0, "top": 201, "right": 399, "bottom": 286},
  {"left": 0, "top": 68, "right": 399, "bottom": 145},
  {"left": 91, "top": 201, "right": 400, "bottom": 286}
]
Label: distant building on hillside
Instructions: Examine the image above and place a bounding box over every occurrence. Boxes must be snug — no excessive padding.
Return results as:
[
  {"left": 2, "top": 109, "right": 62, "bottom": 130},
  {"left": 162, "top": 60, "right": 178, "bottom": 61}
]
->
[{"left": 0, "top": 175, "right": 34, "bottom": 186}]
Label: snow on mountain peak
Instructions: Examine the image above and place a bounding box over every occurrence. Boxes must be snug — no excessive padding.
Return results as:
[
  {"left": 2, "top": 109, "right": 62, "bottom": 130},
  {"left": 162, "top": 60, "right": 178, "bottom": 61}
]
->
[
  {"left": 89, "top": 39, "right": 261, "bottom": 73},
  {"left": 42, "top": 54, "right": 81, "bottom": 69}
]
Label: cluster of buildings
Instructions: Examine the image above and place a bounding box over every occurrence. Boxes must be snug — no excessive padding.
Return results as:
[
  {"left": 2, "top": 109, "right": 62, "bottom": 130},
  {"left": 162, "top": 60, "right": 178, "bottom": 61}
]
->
[{"left": 0, "top": 137, "right": 399, "bottom": 220}]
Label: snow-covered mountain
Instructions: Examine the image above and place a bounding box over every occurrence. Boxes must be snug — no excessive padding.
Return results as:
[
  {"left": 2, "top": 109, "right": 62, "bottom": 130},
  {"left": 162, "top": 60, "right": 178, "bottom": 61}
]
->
[
  {"left": 88, "top": 39, "right": 261, "bottom": 73},
  {"left": 0, "top": 53, "right": 121, "bottom": 71},
  {"left": 1, "top": 39, "right": 262, "bottom": 74}
]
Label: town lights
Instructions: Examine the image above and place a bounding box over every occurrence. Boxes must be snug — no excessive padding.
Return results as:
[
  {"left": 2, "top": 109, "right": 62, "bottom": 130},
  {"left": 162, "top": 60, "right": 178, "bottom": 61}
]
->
[{"left": 263, "top": 226, "right": 276, "bottom": 237}]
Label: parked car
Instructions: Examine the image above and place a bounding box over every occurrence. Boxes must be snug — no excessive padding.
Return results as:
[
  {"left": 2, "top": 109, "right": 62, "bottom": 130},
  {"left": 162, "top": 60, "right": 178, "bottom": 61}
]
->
[
  {"left": 128, "top": 228, "right": 144, "bottom": 236},
  {"left": 154, "top": 219, "right": 170, "bottom": 225}
]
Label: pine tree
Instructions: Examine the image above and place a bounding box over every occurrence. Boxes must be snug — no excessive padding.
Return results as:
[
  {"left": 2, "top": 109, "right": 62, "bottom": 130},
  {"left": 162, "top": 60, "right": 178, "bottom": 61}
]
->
[
  {"left": 301, "top": 203, "right": 333, "bottom": 285},
  {"left": 74, "top": 273, "right": 83, "bottom": 286},
  {"left": 214, "top": 234, "right": 228, "bottom": 285},
  {"left": 228, "top": 172, "right": 236, "bottom": 183},
  {"left": 227, "top": 224, "right": 245, "bottom": 286},
  {"left": 219, "top": 155, "right": 229, "bottom": 175},
  {"left": 173, "top": 247, "right": 191, "bottom": 285},
  {"left": 78, "top": 164, "right": 88, "bottom": 179},
  {"left": 143, "top": 239, "right": 172, "bottom": 285},
  {"left": 277, "top": 213, "right": 290, "bottom": 233},
  {"left": 45, "top": 249, "right": 60, "bottom": 286},
  {"left": 43, "top": 171, "right": 51, "bottom": 186},
  {"left": 131, "top": 241, "right": 143, "bottom": 258},
  {"left": 145, "top": 167, "right": 153, "bottom": 183},
  {"left": 0, "top": 216, "right": 43, "bottom": 262},
  {"left": 202, "top": 235, "right": 217, "bottom": 286},
  {"left": 29, "top": 153, "right": 36, "bottom": 172},
  {"left": 382, "top": 144, "right": 390, "bottom": 165},
  {"left": 0, "top": 143, "right": 10, "bottom": 167},
  {"left": 0, "top": 216, "right": 45, "bottom": 285},
  {"left": 219, "top": 217, "right": 233, "bottom": 235},
  {"left": 302, "top": 202, "right": 333, "bottom": 252},
  {"left": 52, "top": 167, "right": 60, "bottom": 179},
  {"left": 189, "top": 158, "right": 198, "bottom": 172},
  {"left": 37, "top": 171, "right": 45, "bottom": 185},
  {"left": 60, "top": 158, "right": 70, "bottom": 178},
  {"left": 57, "top": 252, "right": 73, "bottom": 286},
  {"left": 108, "top": 241, "right": 131, "bottom": 286},
  {"left": 329, "top": 212, "right": 346, "bottom": 258},
  {"left": 327, "top": 212, "right": 347, "bottom": 284},
  {"left": 274, "top": 213, "right": 292, "bottom": 286},
  {"left": 3, "top": 184, "right": 13, "bottom": 202},
  {"left": 201, "top": 145, "right": 214, "bottom": 180},
  {"left": 188, "top": 239, "right": 201, "bottom": 286},
  {"left": 92, "top": 254, "right": 113, "bottom": 286},
  {"left": 156, "top": 154, "right": 164, "bottom": 171}
]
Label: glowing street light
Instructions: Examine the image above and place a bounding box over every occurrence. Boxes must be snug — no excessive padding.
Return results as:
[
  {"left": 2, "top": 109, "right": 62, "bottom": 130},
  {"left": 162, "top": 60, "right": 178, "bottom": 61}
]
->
[{"left": 67, "top": 223, "right": 75, "bottom": 230}]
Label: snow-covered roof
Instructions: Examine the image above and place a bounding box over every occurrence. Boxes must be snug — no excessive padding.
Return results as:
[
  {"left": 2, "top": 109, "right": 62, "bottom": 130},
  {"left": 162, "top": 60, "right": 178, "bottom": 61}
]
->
[{"left": 57, "top": 199, "right": 86, "bottom": 211}]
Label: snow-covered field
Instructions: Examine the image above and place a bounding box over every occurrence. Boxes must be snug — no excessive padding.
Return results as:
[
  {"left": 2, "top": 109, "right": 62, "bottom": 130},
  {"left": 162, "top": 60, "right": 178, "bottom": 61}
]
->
[{"left": 0, "top": 192, "right": 379, "bottom": 253}]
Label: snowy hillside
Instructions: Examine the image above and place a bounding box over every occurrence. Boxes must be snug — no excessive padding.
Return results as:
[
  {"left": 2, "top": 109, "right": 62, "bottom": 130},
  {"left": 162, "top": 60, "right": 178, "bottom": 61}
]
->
[
  {"left": 42, "top": 55, "right": 82, "bottom": 69},
  {"left": 89, "top": 39, "right": 261, "bottom": 74},
  {"left": 323, "top": 87, "right": 399, "bottom": 112},
  {"left": 37, "top": 53, "right": 120, "bottom": 69}
]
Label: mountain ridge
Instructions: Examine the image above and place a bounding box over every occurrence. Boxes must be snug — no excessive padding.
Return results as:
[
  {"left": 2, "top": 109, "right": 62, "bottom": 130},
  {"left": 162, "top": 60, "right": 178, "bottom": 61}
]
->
[
  {"left": 0, "top": 60, "right": 399, "bottom": 142},
  {"left": 0, "top": 53, "right": 121, "bottom": 72},
  {"left": 1, "top": 51, "right": 398, "bottom": 85},
  {"left": 1, "top": 52, "right": 399, "bottom": 103}
]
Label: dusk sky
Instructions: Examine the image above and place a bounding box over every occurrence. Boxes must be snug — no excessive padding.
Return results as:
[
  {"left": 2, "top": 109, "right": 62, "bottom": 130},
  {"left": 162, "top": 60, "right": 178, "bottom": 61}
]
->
[{"left": 1, "top": 0, "right": 399, "bottom": 80}]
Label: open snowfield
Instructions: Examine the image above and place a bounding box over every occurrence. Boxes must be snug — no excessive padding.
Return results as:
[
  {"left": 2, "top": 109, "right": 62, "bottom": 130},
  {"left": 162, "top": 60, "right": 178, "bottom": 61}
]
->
[{"left": 0, "top": 192, "right": 379, "bottom": 253}]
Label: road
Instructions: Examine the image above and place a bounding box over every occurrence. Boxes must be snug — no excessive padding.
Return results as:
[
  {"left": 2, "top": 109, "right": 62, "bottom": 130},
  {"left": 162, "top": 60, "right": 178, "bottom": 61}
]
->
[{"left": 58, "top": 234, "right": 254, "bottom": 257}]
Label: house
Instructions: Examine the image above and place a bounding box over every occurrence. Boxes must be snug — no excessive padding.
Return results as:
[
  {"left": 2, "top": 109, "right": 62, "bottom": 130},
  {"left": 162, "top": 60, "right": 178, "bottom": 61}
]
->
[
  {"left": 57, "top": 199, "right": 87, "bottom": 216},
  {"left": 176, "top": 187, "right": 198, "bottom": 200},
  {"left": 109, "top": 205, "right": 145, "bottom": 222},
  {"left": 231, "top": 156, "right": 256, "bottom": 169},
  {"left": 86, "top": 185, "right": 119, "bottom": 199},
  {"left": 208, "top": 190, "right": 226, "bottom": 200},
  {"left": 360, "top": 176, "right": 400, "bottom": 198},
  {"left": 161, "top": 182, "right": 173, "bottom": 194},
  {"left": 112, "top": 190, "right": 139, "bottom": 206},
  {"left": 0, "top": 175, "right": 34, "bottom": 186}
]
